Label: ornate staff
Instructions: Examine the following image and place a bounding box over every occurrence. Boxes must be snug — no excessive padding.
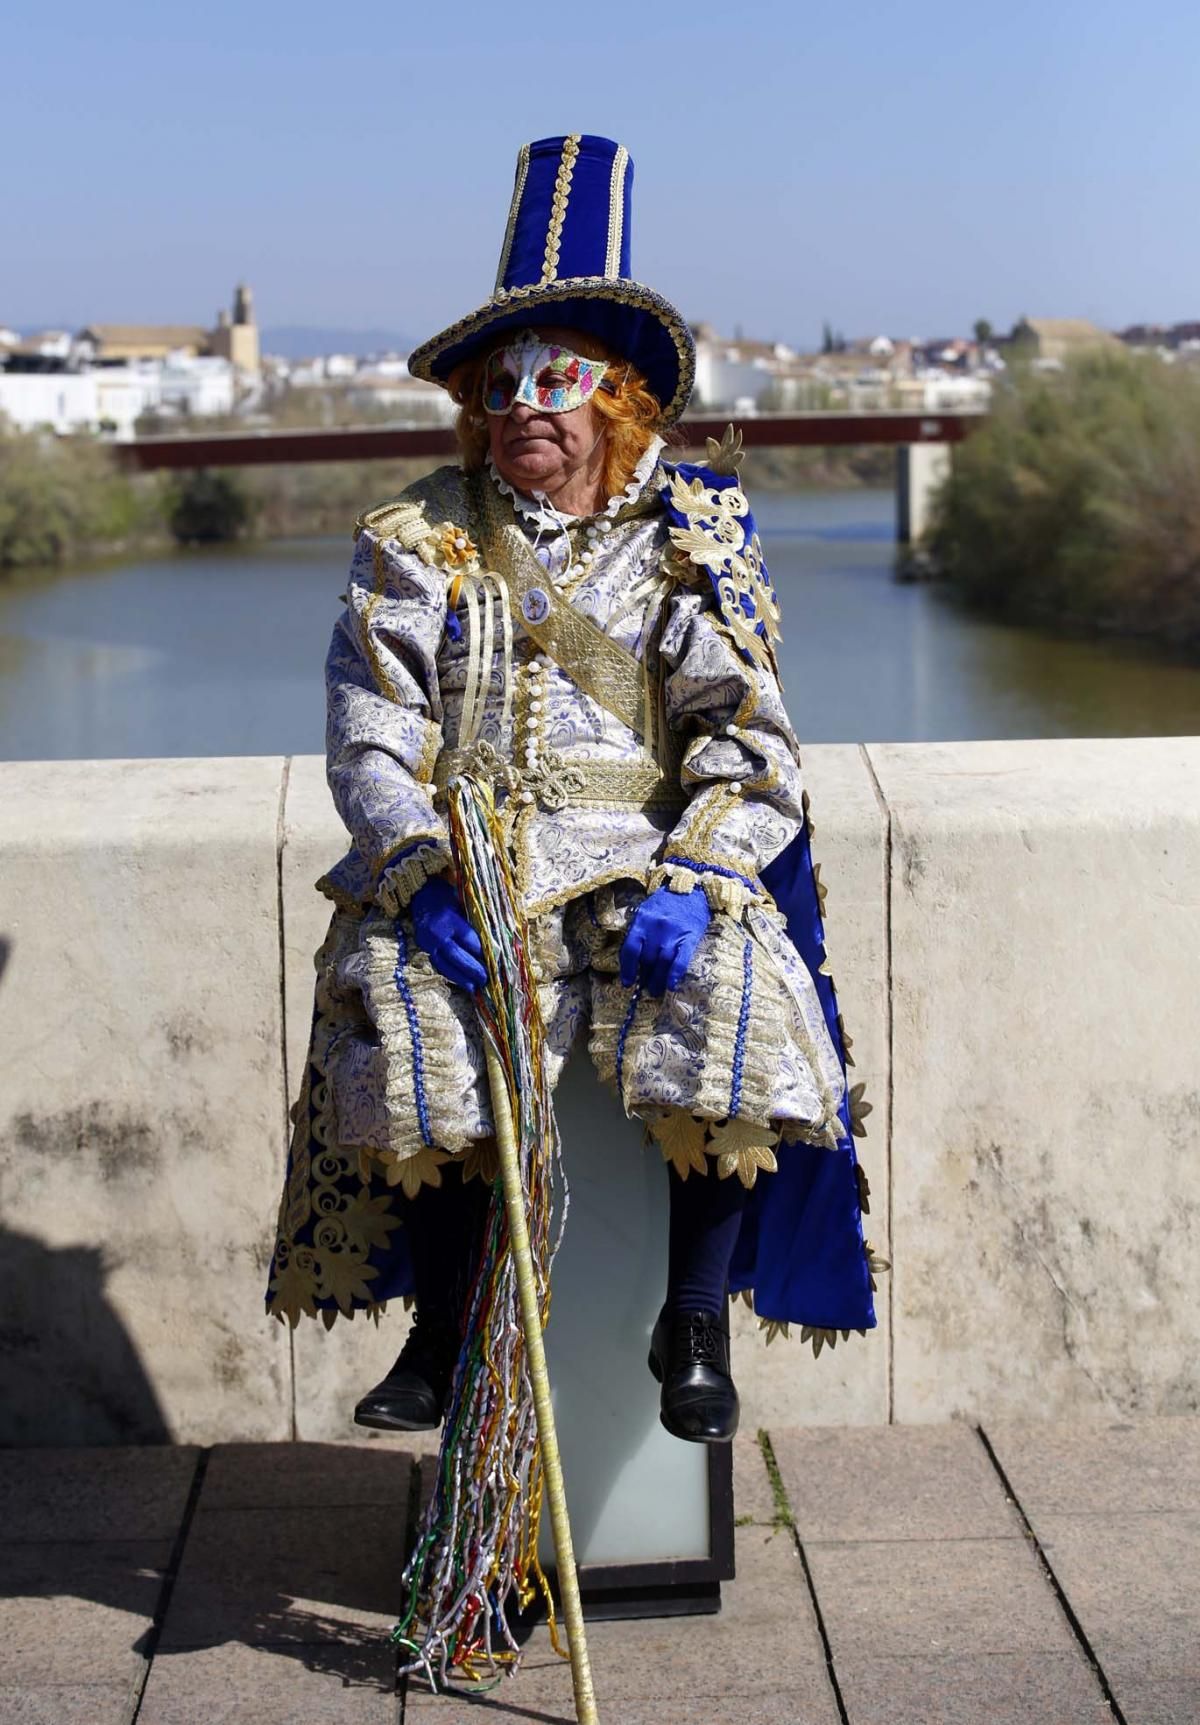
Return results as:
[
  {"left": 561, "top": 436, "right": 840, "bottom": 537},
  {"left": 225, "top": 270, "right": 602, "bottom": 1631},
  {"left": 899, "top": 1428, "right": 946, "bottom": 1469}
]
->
[{"left": 392, "top": 774, "right": 598, "bottom": 1725}]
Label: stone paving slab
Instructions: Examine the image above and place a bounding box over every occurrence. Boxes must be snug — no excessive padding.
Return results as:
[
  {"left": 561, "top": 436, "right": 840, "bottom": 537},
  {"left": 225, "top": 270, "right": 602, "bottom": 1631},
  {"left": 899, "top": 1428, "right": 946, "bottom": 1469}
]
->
[
  {"left": 832, "top": 1651, "right": 1115, "bottom": 1725},
  {"left": 986, "top": 1421, "right": 1200, "bottom": 1718},
  {"left": 1102, "top": 1656, "right": 1200, "bottom": 1725},
  {"left": 771, "top": 1423, "right": 1021, "bottom": 1543},
  {"left": 1035, "top": 1511, "right": 1200, "bottom": 1666},
  {"left": 0, "top": 1538, "right": 172, "bottom": 1686},
  {"left": 405, "top": 1526, "right": 837, "bottom": 1720},
  {"left": 408, "top": 1682, "right": 837, "bottom": 1724},
  {"left": 137, "top": 1640, "right": 398, "bottom": 1724},
  {"left": 0, "top": 1445, "right": 198, "bottom": 1542},
  {"left": 0, "top": 1681, "right": 140, "bottom": 1724},
  {"left": 805, "top": 1535, "right": 1080, "bottom": 1661},
  {"left": 158, "top": 1504, "right": 408, "bottom": 1650},
  {"left": 985, "top": 1415, "right": 1200, "bottom": 1517},
  {"left": 983, "top": 1418, "right": 1200, "bottom": 1723},
  {"left": 202, "top": 1439, "right": 413, "bottom": 1512}
]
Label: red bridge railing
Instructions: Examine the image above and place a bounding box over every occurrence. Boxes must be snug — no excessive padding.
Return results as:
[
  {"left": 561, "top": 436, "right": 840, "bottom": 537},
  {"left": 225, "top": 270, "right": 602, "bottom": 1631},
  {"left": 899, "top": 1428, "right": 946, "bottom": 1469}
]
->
[{"left": 112, "top": 411, "right": 984, "bottom": 471}]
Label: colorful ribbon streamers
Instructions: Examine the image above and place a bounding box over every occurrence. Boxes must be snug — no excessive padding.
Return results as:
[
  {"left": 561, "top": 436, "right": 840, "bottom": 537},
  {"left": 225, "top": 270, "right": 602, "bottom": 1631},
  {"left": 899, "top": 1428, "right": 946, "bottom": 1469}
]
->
[{"left": 392, "top": 774, "right": 570, "bottom": 1690}]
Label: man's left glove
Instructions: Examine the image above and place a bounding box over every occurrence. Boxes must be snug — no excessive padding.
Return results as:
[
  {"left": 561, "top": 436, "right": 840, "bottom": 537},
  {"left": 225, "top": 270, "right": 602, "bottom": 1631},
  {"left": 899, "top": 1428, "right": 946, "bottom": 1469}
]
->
[
  {"left": 619, "top": 884, "right": 712, "bottom": 998},
  {"left": 409, "top": 874, "right": 488, "bottom": 993}
]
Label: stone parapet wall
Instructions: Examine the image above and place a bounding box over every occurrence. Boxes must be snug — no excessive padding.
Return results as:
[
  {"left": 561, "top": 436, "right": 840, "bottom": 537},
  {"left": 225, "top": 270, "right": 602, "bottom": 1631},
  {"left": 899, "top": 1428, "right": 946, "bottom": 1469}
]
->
[{"left": 1, "top": 738, "right": 1196, "bottom": 1444}]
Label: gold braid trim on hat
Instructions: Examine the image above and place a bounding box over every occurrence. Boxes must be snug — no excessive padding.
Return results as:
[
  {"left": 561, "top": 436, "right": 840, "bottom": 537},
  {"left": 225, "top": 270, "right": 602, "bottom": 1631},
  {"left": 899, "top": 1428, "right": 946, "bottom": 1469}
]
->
[
  {"left": 604, "top": 145, "right": 629, "bottom": 278},
  {"left": 541, "top": 133, "right": 581, "bottom": 283},
  {"left": 494, "top": 142, "right": 531, "bottom": 297}
]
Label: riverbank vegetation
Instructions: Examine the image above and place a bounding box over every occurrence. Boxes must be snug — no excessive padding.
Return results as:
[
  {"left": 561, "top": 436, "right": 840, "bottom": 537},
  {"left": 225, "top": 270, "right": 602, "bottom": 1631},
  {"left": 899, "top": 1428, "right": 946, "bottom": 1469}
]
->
[
  {"left": 0, "top": 425, "right": 158, "bottom": 569},
  {"left": 926, "top": 349, "right": 1200, "bottom": 653}
]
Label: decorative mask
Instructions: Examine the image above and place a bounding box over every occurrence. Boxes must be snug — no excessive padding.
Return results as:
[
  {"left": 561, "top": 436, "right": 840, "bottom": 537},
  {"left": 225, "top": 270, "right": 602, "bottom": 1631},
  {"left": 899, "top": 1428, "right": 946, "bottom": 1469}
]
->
[{"left": 483, "top": 334, "right": 609, "bottom": 415}]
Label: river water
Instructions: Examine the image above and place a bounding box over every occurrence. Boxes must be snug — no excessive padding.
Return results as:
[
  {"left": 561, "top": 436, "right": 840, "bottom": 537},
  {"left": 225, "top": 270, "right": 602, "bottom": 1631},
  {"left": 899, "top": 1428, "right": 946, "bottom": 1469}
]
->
[{"left": 1, "top": 487, "right": 1198, "bottom": 761}]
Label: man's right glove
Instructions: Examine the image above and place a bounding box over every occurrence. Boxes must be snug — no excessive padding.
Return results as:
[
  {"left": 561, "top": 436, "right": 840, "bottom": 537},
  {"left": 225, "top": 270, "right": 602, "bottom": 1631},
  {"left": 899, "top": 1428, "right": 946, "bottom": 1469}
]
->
[{"left": 409, "top": 874, "right": 488, "bottom": 992}]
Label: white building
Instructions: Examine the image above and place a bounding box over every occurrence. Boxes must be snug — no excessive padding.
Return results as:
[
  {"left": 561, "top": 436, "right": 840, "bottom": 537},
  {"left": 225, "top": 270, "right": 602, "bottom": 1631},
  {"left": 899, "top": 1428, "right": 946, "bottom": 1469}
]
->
[
  {"left": 691, "top": 328, "right": 799, "bottom": 411},
  {"left": 92, "top": 366, "right": 161, "bottom": 436},
  {"left": 0, "top": 370, "right": 99, "bottom": 434},
  {"left": 345, "top": 372, "right": 456, "bottom": 421},
  {"left": 324, "top": 353, "right": 359, "bottom": 380},
  {"left": 0, "top": 348, "right": 236, "bottom": 437},
  {"left": 157, "top": 353, "right": 235, "bottom": 418}
]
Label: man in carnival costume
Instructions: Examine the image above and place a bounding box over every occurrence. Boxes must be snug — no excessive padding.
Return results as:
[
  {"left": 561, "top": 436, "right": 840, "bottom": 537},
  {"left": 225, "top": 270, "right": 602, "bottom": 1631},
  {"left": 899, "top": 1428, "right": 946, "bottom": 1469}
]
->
[{"left": 267, "top": 134, "right": 884, "bottom": 1447}]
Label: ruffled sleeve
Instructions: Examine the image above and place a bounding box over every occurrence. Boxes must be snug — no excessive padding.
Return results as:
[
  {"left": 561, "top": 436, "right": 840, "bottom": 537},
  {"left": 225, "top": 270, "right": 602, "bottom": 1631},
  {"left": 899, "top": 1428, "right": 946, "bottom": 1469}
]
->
[
  {"left": 323, "top": 526, "right": 451, "bottom": 913},
  {"left": 652, "top": 582, "right": 806, "bottom": 916}
]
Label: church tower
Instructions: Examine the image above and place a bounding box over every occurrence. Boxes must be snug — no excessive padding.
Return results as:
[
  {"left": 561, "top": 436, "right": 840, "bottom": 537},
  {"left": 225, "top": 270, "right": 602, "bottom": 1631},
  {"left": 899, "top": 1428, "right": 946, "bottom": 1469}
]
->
[{"left": 210, "top": 283, "right": 260, "bottom": 377}]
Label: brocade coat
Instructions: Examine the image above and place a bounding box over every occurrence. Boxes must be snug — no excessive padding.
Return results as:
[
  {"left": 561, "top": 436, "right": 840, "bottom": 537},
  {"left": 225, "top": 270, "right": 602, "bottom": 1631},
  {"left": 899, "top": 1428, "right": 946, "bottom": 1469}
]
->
[{"left": 267, "top": 438, "right": 882, "bottom": 1344}]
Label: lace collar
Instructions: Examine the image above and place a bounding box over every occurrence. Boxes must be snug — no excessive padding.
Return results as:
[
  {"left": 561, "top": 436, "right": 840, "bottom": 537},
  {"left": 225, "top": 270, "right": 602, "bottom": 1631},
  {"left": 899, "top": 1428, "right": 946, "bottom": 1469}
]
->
[{"left": 486, "top": 434, "right": 665, "bottom": 532}]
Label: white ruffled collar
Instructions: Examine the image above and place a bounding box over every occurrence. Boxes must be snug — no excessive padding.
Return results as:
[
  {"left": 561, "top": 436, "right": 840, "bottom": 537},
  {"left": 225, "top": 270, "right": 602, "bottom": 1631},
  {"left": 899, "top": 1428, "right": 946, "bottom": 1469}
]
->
[{"left": 486, "top": 434, "right": 665, "bottom": 532}]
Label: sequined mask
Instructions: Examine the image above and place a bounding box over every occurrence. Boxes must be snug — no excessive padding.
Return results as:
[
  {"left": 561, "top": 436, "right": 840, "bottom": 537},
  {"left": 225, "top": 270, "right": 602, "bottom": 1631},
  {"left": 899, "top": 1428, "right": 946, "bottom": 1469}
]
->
[{"left": 483, "top": 335, "right": 609, "bottom": 415}]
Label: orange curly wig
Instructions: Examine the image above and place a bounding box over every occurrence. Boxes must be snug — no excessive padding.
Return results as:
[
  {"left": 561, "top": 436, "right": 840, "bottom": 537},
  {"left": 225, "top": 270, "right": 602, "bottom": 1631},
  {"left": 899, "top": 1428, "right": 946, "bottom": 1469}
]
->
[{"left": 447, "top": 328, "right": 665, "bottom": 501}]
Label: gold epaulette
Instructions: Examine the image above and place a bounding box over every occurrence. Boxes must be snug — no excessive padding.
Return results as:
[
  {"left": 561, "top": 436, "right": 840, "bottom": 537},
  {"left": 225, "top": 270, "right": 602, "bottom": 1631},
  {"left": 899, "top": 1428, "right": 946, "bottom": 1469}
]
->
[
  {"left": 353, "top": 495, "right": 434, "bottom": 552},
  {"left": 352, "top": 465, "right": 476, "bottom": 568}
]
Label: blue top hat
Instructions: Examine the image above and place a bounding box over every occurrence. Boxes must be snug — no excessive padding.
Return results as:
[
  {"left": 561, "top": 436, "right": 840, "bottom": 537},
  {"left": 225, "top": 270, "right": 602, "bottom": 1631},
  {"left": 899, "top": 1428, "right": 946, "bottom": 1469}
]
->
[{"left": 408, "top": 134, "right": 695, "bottom": 424}]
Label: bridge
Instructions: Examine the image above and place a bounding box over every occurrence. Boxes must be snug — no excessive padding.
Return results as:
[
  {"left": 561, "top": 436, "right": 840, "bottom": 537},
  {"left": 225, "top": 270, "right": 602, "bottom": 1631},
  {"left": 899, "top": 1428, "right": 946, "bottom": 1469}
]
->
[{"left": 112, "top": 410, "right": 986, "bottom": 544}]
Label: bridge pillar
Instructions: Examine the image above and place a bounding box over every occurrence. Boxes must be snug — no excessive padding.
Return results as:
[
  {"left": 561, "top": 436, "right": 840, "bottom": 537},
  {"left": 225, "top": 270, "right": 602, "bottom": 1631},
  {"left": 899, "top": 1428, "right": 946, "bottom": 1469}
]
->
[{"left": 896, "top": 440, "right": 952, "bottom": 545}]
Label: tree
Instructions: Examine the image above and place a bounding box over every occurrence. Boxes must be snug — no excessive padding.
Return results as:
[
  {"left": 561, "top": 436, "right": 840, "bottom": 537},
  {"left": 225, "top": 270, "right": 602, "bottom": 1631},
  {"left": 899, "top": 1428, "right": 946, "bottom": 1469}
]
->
[{"left": 166, "top": 469, "right": 254, "bottom": 544}]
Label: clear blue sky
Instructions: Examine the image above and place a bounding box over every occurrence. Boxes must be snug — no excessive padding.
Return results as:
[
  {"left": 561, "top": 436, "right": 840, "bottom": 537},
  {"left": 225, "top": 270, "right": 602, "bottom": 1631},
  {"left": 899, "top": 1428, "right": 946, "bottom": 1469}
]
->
[{"left": 5, "top": 0, "right": 1198, "bottom": 349}]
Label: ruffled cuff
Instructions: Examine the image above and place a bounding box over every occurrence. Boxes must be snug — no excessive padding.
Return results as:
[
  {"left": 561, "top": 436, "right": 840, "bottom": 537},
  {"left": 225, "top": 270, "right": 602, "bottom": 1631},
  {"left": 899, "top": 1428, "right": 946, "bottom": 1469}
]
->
[
  {"left": 375, "top": 839, "right": 452, "bottom": 916},
  {"left": 646, "top": 855, "right": 762, "bottom": 917}
]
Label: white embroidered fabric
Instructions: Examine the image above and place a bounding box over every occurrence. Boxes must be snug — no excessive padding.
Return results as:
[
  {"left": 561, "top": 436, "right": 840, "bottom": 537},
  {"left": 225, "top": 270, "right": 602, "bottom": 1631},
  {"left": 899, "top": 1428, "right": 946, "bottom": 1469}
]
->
[{"left": 313, "top": 457, "right": 847, "bottom": 1164}]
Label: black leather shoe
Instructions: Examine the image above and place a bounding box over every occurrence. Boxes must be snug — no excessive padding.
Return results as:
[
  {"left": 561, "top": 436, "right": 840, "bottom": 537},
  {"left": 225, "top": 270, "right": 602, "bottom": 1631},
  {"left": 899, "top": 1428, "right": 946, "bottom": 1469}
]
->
[
  {"left": 648, "top": 1305, "right": 739, "bottom": 1443},
  {"left": 353, "top": 1309, "right": 461, "bottom": 1433}
]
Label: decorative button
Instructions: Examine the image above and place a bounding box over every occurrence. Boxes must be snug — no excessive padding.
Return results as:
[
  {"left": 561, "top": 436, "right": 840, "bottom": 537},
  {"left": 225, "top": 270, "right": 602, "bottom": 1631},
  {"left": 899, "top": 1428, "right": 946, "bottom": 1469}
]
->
[
  {"left": 725, "top": 722, "right": 738, "bottom": 736},
  {"left": 522, "top": 587, "right": 551, "bottom": 625},
  {"left": 520, "top": 790, "right": 534, "bottom": 804}
]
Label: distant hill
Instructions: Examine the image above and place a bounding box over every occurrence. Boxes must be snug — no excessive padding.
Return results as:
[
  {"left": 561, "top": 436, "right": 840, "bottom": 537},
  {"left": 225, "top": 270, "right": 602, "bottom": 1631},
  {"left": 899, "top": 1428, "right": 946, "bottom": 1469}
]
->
[{"left": 261, "top": 326, "right": 415, "bottom": 359}]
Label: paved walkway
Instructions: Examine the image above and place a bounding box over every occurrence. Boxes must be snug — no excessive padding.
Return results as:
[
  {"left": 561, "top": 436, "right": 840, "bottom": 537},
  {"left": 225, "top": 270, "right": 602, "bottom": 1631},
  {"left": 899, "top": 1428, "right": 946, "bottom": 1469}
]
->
[{"left": 1, "top": 1419, "right": 1196, "bottom": 1724}]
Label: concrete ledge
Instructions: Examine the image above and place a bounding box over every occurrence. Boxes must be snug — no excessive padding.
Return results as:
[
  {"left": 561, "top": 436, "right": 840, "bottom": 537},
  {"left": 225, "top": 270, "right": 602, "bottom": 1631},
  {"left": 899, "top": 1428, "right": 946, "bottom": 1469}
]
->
[
  {"left": 1, "top": 737, "right": 1197, "bottom": 1442},
  {"left": 0, "top": 758, "right": 291, "bottom": 1444},
  {"left": 866, "top": 737, "right": 1200, "bottom": 1423}
]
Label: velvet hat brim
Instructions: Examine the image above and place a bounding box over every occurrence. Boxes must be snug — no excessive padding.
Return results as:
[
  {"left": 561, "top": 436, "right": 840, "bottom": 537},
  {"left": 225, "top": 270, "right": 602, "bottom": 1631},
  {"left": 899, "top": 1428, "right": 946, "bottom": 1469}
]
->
[{"left": 407, "top": 276, "right": 695, "bottom": 426}]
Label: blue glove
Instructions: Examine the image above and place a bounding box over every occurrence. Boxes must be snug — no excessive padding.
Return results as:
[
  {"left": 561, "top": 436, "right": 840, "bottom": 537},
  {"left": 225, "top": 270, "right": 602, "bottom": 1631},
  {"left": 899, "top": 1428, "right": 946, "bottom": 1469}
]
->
[
  {"left": 619, "top": 884, "right": 711, "bottom": 998},
  {"left": 409, "top": 875, "right": 488, "bottom": 992}
]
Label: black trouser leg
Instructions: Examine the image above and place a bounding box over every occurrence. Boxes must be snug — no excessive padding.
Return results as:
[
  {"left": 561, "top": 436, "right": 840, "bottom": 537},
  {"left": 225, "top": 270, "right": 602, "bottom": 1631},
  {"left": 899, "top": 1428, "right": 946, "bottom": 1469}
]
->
[
  {"left": 665, "top": 1163, "right": 749, "bottom": 1316},
  {"left": 402, "top": 1160, "right": 492, "bottom": 1322},
  {"left": 354, "top": 1160, "right": 495, "bottom": 1430}
]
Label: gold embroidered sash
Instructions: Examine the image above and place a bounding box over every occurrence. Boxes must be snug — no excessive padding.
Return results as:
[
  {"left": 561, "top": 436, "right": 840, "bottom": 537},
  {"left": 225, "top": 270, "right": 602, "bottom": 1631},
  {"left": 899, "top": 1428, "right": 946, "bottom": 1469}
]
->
[{"left": 472, "top": 474, "right": 650, "bottom": 738}]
